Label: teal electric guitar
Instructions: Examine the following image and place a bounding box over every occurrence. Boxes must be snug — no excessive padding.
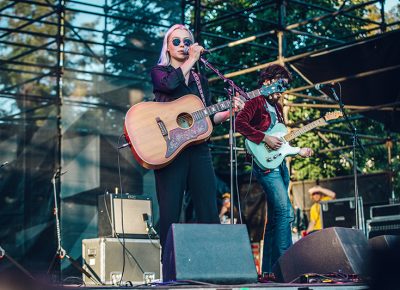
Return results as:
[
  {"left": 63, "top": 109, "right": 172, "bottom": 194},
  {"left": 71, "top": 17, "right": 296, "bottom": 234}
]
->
[{"left": 245, "top": 111, "right": 343, "bottom": 170}]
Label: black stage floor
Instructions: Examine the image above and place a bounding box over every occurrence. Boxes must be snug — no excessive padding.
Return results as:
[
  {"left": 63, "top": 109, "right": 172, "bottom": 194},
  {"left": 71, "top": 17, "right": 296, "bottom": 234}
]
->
[{"left": 63, "top": 283, "right": 369, "bottom": 290}]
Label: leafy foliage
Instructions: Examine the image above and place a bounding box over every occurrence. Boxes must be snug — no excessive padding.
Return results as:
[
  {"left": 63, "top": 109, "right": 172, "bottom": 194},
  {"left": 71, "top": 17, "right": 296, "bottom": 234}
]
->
[{"left": 194, "top": 0, "right": 400, "bottom": 195}]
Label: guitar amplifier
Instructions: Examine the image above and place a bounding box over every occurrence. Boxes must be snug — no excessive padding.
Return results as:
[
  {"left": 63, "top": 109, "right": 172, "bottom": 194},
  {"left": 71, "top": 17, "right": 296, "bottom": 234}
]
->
[
  {"left": 98, "top": 193, "right": 153, "bottom": 238},
  {"left": 321, "top": 197, "right": 365, "bottom": 232}
]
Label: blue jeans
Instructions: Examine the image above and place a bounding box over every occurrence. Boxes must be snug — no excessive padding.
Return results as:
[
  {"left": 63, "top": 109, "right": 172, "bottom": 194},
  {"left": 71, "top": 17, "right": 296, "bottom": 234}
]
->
[{"left": 253, "top": 162, "right": 294, "bottom": 273}]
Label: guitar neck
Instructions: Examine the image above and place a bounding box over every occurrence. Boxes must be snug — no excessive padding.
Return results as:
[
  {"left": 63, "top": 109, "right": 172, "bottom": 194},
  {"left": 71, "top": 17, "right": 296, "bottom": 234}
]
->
[
  {"left": 193, "top": 89, "right": 263, "bottom": 120},
  {"left": 284, "top": 117, "right": 327, "bottom": 142}
]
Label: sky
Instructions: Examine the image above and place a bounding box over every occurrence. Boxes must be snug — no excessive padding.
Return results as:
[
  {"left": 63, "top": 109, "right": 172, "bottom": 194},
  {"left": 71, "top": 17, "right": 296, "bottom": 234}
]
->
[{"left": 385, "top": 0, "right": 399, "bottom": 11}]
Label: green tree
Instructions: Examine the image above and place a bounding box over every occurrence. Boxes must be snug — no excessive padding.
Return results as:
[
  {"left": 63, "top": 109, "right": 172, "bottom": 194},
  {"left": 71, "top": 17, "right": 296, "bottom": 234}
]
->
[
  {"left": 197, "top": 0, "right": 399, "bottom": 195},
  {"left": 106, "top": 0, "right": 181, "bottom": 92}
]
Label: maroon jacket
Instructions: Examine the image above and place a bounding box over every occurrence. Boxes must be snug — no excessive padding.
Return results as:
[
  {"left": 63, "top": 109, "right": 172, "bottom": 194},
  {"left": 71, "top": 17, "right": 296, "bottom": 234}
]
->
[{"left": 235, "top": 95, "right": 284, "bottom": 144}]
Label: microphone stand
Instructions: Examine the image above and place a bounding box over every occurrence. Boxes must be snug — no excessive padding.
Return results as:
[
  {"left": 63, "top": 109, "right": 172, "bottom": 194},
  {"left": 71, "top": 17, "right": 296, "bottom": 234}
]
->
[
  {"left": 199, "top": 56, "right": 247, "bottom": 224},
  {"left": 328, "top": 86, "right": 365, "bottom": 233},
  {"left": 0, "top": 162, "right": 43, "bottom": 283},
  {"left": 0, "top": 245, "right": 36, "bottom": 280},
  {"left": 47, "top": 171, "right": 101, "bottom": 285}
]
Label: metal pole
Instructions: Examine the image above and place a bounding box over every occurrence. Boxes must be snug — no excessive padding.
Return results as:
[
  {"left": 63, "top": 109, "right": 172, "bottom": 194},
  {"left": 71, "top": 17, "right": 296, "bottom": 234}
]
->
[
  {"left": 352, "top": 129, "right": 360, "bottom": 230},
  {"left": 54, "top": 0, "right": 65, "bottom": 276},
  {"left": 193, "top": 0, "right": 201, "bottom": 43},
  {"left": 278, "top": 0, "right": 287, "bottom": 63},
  {"left": 380, "top": 0, "right": 387, "bottom": 32},
  {"left": 104, "top": 0, "right": 108, "bottom": 72},
  {"left": 181, "top": 0, "right": 186, "bottom": 24}
]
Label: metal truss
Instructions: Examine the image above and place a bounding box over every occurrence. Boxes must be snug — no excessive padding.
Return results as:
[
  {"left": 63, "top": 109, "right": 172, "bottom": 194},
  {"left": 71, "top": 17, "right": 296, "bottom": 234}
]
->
[
  {"left": 0, "top": 0, "right": 168, "bottom": 123},
  {"left": 185, "top": 0, "right": 399, "bottom": 148},
  {"left": 1, "top": 0, "right": 397, "bottom": 124},
  {"left": 0, "top": 0, "right": 398, "bottom": 269},
  {"left": 187, "top": 0, "right": 400, "bottom": 191},
  {"left": 186, "top": 0, "right": 398, "bottom": 79},
  {"left": 1, "top": 0, "right": 399, "bottom": 159},
  {"left": 0, "top": 0, "right": 178, "bottom": 270}
]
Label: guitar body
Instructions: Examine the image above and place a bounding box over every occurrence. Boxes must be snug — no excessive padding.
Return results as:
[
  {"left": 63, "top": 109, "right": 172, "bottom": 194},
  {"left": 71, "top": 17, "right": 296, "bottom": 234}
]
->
[
  {"left": 245, "top": 123, "right": 300, "bottom": 170},
  {"left": 124, "top": 94, "right": 213, "bottom": 169}
]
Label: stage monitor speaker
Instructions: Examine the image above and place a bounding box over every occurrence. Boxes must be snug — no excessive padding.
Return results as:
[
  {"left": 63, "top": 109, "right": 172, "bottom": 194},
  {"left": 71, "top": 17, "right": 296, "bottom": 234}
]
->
[
  {"left": 98, "top": 193, "right": 152, "bottom": 238},
  {"left": 368, "top": 235, "right": 400, "bottom": 250},
  {"left": 162, "top": 224, "right": 258, "bottom": 284},
  {"left": 273, "top": 227, "right": 368, "bottom": 283}
]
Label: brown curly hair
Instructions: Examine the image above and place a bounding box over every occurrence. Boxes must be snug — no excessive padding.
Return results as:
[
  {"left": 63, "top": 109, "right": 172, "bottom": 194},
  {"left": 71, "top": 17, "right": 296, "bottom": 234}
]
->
[{"left": 258, "top": 64, "right": 292, "bottom": 86}]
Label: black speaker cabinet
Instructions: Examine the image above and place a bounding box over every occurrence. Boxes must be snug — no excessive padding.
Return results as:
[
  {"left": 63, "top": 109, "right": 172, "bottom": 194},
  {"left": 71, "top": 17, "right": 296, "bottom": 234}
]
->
[
  {"left": 367, "top": 215, "right": 400, "bottom": 239},
  {"left": 98, "top": 193, "right": 152, "bottom": 238},
  {"left": 370, "top": 203, "right": 400, "bottom": 219},
  {"left": 273, "top": 227, "right": 368, "bottom": 283},
  {"left": 321, "top": 197, "right": 365, "bottom": 232},
  {"left": 162, "top": 224, "right": 258, "bottom": 284}
]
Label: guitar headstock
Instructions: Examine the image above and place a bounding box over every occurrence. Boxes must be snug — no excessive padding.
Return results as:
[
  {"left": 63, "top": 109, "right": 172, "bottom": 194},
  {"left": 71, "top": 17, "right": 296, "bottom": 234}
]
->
[
  {"left": 324, "top": 111, "right": 343, "bottom": 121},
  {"left": 259, "top": 78, "right": 288, "bottom": 96}
]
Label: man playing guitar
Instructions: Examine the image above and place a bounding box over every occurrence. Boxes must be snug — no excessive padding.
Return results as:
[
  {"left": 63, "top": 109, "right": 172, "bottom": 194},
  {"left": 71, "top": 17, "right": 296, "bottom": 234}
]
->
[{"left": 235, "top": 64, "right": 313, "bottom": 275}]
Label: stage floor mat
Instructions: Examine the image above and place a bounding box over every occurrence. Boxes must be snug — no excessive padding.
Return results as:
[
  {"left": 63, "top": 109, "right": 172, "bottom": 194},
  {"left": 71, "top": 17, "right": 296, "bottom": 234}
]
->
[{"left": 62, "top": 282, "right": 368, "bottom": 290}]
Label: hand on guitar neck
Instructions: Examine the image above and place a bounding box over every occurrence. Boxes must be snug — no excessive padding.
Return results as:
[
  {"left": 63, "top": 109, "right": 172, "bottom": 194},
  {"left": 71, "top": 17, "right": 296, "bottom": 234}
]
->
[
  {"left": 214, "top": 95, "right": 245, "bottom": 124},
  {"left": 298, "top": 147, "right": 314, "bottom": 158}
]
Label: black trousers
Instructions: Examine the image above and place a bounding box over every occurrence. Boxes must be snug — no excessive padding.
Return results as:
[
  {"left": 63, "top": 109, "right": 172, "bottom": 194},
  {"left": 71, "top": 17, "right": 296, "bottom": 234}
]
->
[{"left": 154, "top": 143, "right": 220, "bottom": 256}]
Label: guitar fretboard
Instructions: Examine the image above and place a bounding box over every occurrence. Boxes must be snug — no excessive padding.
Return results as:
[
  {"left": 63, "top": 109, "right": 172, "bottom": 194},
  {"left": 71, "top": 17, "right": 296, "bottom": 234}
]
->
[
  {"left": 192, "top": 89, "right": 264, "bottom": 121},
  {"left": 284, "top": 118, "right": 327, "bottom": 142}
]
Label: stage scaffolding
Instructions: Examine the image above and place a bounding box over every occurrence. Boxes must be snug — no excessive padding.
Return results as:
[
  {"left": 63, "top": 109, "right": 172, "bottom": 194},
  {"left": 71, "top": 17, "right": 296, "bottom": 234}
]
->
[{"left": 0, "top": 0, "right": 398, "bottom": 276}]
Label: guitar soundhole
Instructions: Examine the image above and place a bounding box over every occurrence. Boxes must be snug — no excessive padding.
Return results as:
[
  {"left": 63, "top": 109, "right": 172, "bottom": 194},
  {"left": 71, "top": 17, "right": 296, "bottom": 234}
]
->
[{"left": 176, "top": 113, "right": 193, "bottom": 129}]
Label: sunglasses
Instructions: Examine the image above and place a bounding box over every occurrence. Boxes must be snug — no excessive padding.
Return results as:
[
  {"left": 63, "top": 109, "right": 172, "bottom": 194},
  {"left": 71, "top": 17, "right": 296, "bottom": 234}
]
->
[{"left": 171, "top": 37, "right": 192, "bottom": 47}]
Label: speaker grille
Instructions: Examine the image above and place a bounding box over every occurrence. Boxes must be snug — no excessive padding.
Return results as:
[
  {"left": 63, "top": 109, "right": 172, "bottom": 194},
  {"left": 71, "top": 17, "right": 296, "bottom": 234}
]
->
[
  {"left": 163, "top": 224, "right": 258, "bottom": 284},
  {"left": 98, "top": 193, "right": 152, "bottom": 237},
  {"left": 272, "top": 227, "right": 368, "bottom": 283}
]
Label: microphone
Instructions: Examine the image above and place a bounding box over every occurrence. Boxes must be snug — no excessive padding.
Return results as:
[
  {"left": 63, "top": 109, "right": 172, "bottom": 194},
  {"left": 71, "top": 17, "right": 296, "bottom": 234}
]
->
[
  {"left": 183, "top": 46, "right": 210, "bottom": 55},
  {"left": 52, "top": 170, "right": 67, "bottom": 180},
  {"left": 118, "top": 143, "right": 130, "bottom": 149},
  {"left": 315, "top": 83, "right": 335, "bottom": 90},
  {"left": 56, "top": 170, "right": 68, "bottom": 177},
  {"left": 142, "top": 213, "right": 159, "bottom": 237},
  {"left": 315, "top": 83, "right": 340, "bottom": 102},
  {"left": 142, "top": 213, "right": 151, "bottom": 233},
  {"left": 118, "top": 134, "right": 130, "bottom": 149}
]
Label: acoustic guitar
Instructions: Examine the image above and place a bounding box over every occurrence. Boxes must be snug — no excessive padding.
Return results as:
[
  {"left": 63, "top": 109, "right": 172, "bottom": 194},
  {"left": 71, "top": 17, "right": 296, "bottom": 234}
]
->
[
  {"left": 124, "top": 79, "right": 288, "bottom": 169},
  {"left": 245, "top": 111, "right": 343, "bottom": 170}
]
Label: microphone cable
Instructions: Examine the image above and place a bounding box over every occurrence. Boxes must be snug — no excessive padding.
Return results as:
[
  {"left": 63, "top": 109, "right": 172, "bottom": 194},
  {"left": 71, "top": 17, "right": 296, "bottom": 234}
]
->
[
  {"left": 117, "top": 133, "right": 126, "bottom": 285},
  {"left": 102, "top": 191, "right": 145, "bottom": 277},
  {"left": 232, "top": 115, "right": 244, "bottom": 224}
]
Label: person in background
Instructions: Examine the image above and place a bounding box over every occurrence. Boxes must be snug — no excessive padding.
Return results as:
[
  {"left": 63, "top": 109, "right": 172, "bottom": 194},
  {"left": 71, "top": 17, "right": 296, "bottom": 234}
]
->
[
  {"left": 219, "top": 192, "right": 239, "bottom": 224},
  {"left": 305, "top": 185, "right": 336, "bottom": 234}
]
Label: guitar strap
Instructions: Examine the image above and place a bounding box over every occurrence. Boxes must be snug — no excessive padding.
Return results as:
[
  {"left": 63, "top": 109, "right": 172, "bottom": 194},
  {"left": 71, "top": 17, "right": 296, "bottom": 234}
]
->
[
  {"left": 274, "top": 104, "right": 284, "bottom": 123},
  {"left": 264, "top": 99, "right": 284, "bottom": 126},
  {"left": 191, "top": 71, "right": 207, "bottom": 106}
]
